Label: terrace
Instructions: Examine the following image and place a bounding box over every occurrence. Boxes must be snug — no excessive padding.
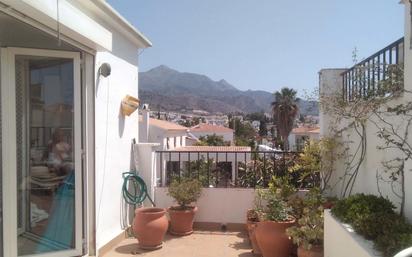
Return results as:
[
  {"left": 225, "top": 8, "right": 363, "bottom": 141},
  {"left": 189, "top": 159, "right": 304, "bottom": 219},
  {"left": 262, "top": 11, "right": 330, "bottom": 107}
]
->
[
  {"left": 101, "top": 36, "right": 412, "bottom": 257},
  {"left": 104, "top": 231, "right": 253, "bottom": 257},
  {"left": 99, "top": 149, "right": 311, "bottom": 257}
]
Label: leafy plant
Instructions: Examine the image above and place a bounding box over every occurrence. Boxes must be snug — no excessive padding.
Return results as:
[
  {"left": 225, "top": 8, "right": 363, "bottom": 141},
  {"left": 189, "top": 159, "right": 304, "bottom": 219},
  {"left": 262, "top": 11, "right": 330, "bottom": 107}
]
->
[
  {"left": 289, "top": 138, "right": 340, "bottom": 192},
  {"left": 289, "top": 140, "right": 321, "bottom": 189},
  {"left": 331, "top": 194, "right": 412, "bottom": 257},
  {"left": 168, "top": 178, "right": 202, "bottom": 210},
  {"left": 331, "top": 194, "right": 395, "bottom": 225},
  {"left": 286, "top": 206, "right": 324, "bottom": 250},
  {"left": 254, "top": 176, "right": 295, "bottom": 222},
  {"left": 194, "top": 134, "right": 229, "bottom": 146},
  {"left": 286, "top": 188, "right": 325, "bottom": 250},
  {"left": 269, "top": 175, "right": 297, "bottom": 201}
]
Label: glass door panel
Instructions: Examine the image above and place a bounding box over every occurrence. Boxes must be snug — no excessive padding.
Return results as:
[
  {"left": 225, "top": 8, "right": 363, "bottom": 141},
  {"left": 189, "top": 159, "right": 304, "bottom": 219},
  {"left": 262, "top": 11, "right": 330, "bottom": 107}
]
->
[{"left": 14, "top": 55, "right": 77, "bottom": 256}]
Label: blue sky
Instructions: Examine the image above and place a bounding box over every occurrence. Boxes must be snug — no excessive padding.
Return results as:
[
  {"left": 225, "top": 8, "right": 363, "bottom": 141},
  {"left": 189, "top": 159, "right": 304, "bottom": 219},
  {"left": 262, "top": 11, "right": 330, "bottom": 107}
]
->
[{"left": 108, "top": 0, "right": 404, "bottom": 96}]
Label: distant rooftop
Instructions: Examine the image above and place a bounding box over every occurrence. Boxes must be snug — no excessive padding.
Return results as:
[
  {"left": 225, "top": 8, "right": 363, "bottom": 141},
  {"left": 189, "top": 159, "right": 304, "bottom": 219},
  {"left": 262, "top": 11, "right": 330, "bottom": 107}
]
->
[
  {"left": 191, "top": 123, "right": 233, "bottom": 133},
  {"left": 171, "top": 146, "right": 251, "bottom": 152},
  {"left": 140, "top": 117, "right": 188, "bottom": 131},
  {"left": 291, "top": 126, "right": 320, "bottom": 134}
]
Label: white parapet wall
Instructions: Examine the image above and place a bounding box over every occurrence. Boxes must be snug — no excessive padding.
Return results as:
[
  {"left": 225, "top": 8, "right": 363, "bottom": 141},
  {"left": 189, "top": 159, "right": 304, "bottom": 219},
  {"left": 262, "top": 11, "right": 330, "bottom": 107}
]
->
[
  {"left": 324, "top": 210, "right": 381, "bottom": 257},
  {"left": 155, "top": 187, "right": 256, "bottom": 224}
]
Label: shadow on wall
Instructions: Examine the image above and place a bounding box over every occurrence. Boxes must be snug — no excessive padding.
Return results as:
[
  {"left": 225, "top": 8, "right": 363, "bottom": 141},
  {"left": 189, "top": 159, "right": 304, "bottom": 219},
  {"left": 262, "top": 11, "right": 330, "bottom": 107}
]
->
[
  {"left": 118, "top": 104, "right": 125, "bottom": 137},
  {"left": 120, "top": 141, "right": 140, "bottom": 229},
  {"left": 95, "top": 71, "right": 101, "bottom": 97}
]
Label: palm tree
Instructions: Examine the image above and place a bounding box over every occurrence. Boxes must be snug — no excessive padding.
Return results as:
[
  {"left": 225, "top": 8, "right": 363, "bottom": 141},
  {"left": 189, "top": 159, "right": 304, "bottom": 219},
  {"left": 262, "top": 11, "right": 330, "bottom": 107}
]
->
[{"left": 271, "top": 87, "right": 299, "bottom": 150}]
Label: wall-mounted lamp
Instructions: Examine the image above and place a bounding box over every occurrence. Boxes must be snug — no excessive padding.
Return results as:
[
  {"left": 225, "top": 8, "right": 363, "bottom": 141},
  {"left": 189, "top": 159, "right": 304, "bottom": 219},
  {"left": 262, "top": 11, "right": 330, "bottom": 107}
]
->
[{"left": 99, "top": 63, "right": 111, "bottom": 77}]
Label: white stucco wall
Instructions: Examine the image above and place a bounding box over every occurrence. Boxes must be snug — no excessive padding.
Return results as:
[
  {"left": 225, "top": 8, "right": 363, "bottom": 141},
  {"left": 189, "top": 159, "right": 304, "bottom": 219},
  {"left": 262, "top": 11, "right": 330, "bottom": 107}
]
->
[
  {"left": 319, "top": 2, "right": 412, "bottom": 221},
  {"left": 402, "top": 0, "right": 412, "bottom": 222},
  {"left": 141, "top": 124, "right": 187, "bottom": 150},
  {"left": 94, "top": 33, "right": 140, "bottom": 249},
  {"left": 324, "top": 210, "right": 380, "bottom": 257},
  {"left": 155, "top": 187, "right": 255, "bottom": 224},
  {"left": 319, "top": 68, "right": 407, "bottom": 213}
]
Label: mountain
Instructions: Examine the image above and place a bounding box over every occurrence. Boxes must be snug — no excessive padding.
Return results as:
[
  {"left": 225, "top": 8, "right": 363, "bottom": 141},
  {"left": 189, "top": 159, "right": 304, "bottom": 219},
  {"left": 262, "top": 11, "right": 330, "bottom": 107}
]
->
[{"left": 139, "top": 65, "right": 318, "bottom": 115}]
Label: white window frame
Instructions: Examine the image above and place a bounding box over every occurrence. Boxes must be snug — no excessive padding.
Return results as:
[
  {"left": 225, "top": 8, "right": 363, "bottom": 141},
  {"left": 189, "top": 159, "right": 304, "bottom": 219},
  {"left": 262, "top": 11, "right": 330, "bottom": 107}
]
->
[{"left": 0, "top": 47, "right": 83, "bottom": 257}]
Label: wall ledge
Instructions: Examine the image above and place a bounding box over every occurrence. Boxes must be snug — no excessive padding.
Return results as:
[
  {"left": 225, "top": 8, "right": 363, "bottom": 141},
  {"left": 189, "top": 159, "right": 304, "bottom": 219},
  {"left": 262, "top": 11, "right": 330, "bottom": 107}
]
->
[
  {"left": 324, "top": 210, "right": 381, "bottom": 257},
  {"left": 136, "top": 142, "right": 160, "bottom": 147}
]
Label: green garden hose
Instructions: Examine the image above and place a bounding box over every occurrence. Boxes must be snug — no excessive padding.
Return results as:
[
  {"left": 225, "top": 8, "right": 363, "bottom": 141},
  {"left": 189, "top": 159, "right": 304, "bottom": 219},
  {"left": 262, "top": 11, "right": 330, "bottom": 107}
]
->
[{"left": 122, "top": 172, "right": 155, "bottom": 206}]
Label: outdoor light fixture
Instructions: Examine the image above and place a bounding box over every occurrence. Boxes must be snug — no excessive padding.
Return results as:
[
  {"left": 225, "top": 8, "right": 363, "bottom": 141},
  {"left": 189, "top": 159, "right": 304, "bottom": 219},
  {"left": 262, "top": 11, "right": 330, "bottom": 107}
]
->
[{"left": 99, "top": 63, "right": 111, "bottom": 77}]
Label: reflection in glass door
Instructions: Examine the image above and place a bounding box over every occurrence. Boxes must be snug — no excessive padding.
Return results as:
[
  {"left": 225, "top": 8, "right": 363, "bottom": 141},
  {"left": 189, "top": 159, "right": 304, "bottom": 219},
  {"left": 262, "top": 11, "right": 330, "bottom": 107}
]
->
[
  {"left": 1, "top": 48, "right": 82, "bottom": 257},
  {"left": 16, "top": 55, "right": 76, "bottom": 255}
]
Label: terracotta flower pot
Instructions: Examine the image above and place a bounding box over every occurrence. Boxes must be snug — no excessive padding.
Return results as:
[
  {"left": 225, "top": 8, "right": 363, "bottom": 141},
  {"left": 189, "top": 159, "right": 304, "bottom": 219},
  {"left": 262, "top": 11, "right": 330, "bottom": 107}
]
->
[
  {"left": 133, "top": 207, "right": 168, "bottom": 250},
  {"left": 323, "top": 200, "right": 335, "bottom": 209},
  {"left": 247, "top": 221, "right": 262, "bottom": 256},
  {"left": 255, "top": 219, "right": 295, "bottom": 257},
  {"left": 168, "top": 206, "right": 197, "bottom": 236},
  {"left": 297, "top": 245, "right": 324, "bottom": 257}
]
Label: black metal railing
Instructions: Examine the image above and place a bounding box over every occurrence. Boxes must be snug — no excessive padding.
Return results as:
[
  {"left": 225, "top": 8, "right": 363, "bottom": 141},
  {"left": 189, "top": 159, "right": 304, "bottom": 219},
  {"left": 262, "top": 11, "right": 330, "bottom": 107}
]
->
[
  {"left": 156, "top": 150, "right": 314, "bottom": 189},
  {"left": 342, "top": 37, "right": 404, "bottom": 102}
]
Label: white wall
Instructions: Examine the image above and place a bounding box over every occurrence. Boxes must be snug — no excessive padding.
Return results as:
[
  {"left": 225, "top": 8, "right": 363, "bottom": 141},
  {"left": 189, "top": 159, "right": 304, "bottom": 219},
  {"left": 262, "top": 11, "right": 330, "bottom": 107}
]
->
[
  {"left": 402, "top": 0, "right": 412, "bottom": 221},
  {"left": 155, "top": 187, "right": 255, "bottom": 224},
  {"left": 319, "top": 68, "right": 406, "bottom": 212},
  {"left": 324, "top": 210, "right": 380, "bottom": 257},
  {"left": 319, "top": 7, "right": 412, "bottom": 220},
  {"left": 94, "top": 37, "right": 139, "bottom": 250}
]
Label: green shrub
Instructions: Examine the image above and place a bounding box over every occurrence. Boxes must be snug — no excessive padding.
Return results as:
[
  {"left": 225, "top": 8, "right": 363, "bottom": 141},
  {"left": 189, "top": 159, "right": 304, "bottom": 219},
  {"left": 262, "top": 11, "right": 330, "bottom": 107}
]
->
[
  {"left": 331, "top": 194, "right": 412, "bottom": 257},
  {"left": 376, "top": 230, "right": 412, "bottom": 257},
  {"left": 286, "top": 188, "right": 324, "bottom": 250},
  {"left": 254, "top": 176, "right": 296, "bottom": 222},
  {"left": 168, "top": 178, "right": 202, "bottom": 210},
  {"left": 331, "top": 194, "right": 395, "bottom": 225}
]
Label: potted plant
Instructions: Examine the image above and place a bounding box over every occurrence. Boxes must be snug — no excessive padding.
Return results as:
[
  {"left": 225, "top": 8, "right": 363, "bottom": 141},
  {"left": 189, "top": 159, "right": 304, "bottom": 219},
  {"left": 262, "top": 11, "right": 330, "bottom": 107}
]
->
[
  {"left": 246, "top": 206, "right": 261, "bottom": 255},
  {"left": 133, "top": 207, "right": 168, "bottom": 249},
  {"left": 254, "top": 176, "right": 296, "bottom": 257},
  {"left": 167, "top": 177, "right": 202, "bottom": 236},
  {"left": 286, "top": 188, "right": 324, "bottom": 257}
]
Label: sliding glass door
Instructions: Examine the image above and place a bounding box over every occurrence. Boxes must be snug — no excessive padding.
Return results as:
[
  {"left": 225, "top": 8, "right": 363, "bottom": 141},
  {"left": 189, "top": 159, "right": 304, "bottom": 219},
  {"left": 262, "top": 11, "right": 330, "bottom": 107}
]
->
[{"left": 1, "top": 48, "right": 82, "bottom": 257}]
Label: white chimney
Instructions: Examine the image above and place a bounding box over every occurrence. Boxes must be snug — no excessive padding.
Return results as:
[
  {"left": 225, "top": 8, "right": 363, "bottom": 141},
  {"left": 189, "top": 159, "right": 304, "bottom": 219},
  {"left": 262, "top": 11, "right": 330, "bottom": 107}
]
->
[{"left": 141, "top": 104, "right": 150, "bottom": 142}]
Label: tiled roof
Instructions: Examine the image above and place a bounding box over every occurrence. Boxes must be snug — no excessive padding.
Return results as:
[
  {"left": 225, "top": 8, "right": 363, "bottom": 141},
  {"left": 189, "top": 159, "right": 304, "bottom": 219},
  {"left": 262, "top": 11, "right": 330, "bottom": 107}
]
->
[
  {"left": 308, "top": 128, "right": 320, "bottom": 134},
  {"left": 190, "top": 123, "right": 233, "bottom": 133},
  {"left": 292, "top": 126, "right": 320, "bottom": 134},
  {"left": 171, "top": 146, "right": 251, "bottom": 152},
  {"left": 140, "top": 117, "right": 188, "bottom": 131}
]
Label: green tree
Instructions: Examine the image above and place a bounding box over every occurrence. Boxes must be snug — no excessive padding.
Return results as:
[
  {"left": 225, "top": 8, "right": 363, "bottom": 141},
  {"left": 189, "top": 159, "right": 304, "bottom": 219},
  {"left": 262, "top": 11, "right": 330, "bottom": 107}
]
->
[
  {"left": 229, "top": 117, "right": 256, "bottom": 147},
  {"left": 195, "top": 134, "right": 228, "bottom": 146},
  {"left": 259, "top": 119, "right": 268, "bottom": 137},
  {"left": 271, "top": 87, "right": 299, "bottom": 150}
]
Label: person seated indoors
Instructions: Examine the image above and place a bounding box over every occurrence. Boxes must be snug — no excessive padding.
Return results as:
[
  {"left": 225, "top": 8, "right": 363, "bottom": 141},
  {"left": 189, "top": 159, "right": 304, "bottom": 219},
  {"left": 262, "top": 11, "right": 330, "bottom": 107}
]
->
[{"left": 48, "top": 129, "right": 73, "bottom": 176}]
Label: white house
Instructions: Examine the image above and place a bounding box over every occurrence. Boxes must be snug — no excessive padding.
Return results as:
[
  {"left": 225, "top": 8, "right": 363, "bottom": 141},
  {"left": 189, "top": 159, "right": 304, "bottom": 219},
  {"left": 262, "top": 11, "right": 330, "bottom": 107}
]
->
[
  {"left": 251, "top": 120, "right": 260, "bottom": 131},
  {"left": 190, "top": 123, "right": 234, "bottom": 145},
  {"left": 288, "top": 126, "right": 320, "bottom": 151},
  {"left": 139, "top": 107, "right": 188, "bottom": 150},
  {"left": 0, "top": 1, "right": 153, "bottom": 256}
]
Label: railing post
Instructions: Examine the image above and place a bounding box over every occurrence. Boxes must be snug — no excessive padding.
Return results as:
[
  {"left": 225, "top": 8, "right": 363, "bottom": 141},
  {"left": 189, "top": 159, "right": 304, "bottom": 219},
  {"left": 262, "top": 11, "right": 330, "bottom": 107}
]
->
[
  {"left": 159, "top": 152, "right": 163, "bottom": 186},
  {"left": 207, "top": 152, "right": 210, "bottom": 187},
  {"left": 234, "top": 152, "right": 238, "bottom": 187}
]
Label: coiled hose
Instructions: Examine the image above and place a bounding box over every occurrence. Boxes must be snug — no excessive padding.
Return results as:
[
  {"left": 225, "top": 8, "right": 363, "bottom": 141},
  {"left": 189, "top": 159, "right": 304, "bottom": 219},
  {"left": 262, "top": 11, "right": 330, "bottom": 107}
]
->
[{"left": 122, "top": 172, "right": 155, "bottom": 206}]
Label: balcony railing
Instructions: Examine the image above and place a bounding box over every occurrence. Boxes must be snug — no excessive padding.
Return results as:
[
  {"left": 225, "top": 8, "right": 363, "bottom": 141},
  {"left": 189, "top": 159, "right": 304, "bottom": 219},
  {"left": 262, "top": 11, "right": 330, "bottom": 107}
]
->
[
  {"left": 342, "top": 37, "right": 404, "bottom": 102},
  {"left": 156, "top": 150, "right": 315, "bottom": 189}
]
